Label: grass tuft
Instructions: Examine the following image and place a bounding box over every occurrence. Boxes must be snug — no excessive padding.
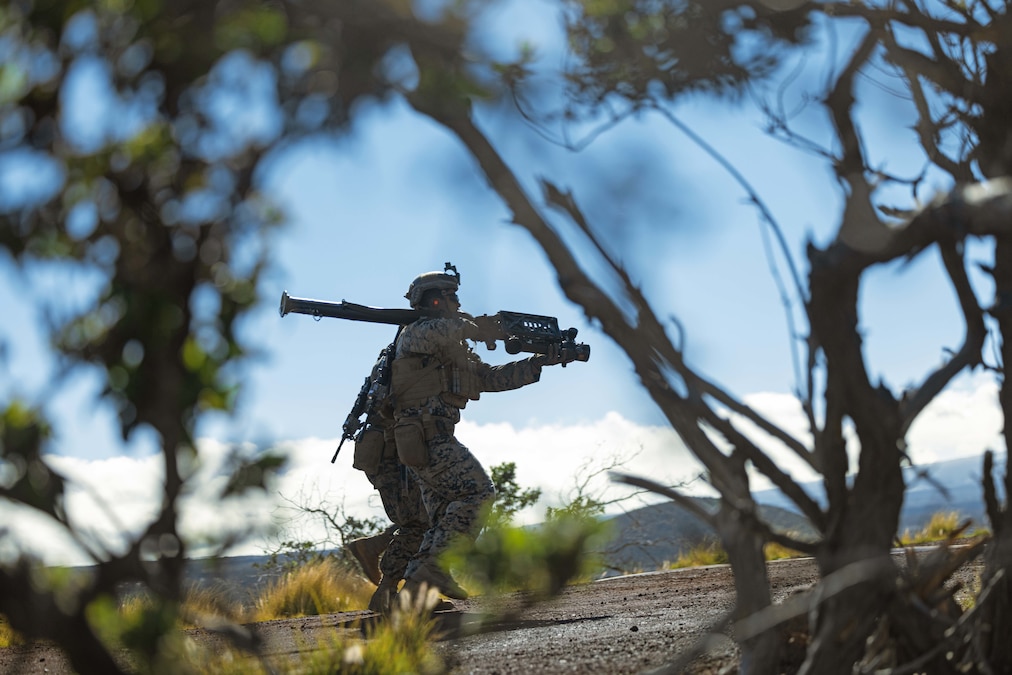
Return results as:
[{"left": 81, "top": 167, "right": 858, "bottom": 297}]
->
[
  {"left": 667, "top": 539, "right": 729, "bottom": 569},
  {"left": 898, "top": 511, "right": 966, "bottom": 546},
  {"left": 763, "top": 540, "right": 805, "bottom": 561},
  {"left": 0, "top": 614, "right": 23, "bottom": 648},
  {"left": 160, "top": 587, "right": 443, "bottom": 674},
  {"left": 252, "top": 557, "right": 372, "bottom": 621}
]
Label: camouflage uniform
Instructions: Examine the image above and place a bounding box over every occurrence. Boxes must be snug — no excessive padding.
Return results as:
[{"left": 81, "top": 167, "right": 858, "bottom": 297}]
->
[
  {"left": 349, "top": 341, "right": 428, "bottom": 609},
  {"left": 361, "top": 443, "right": 426, "bottom": 582},
  {"left": 390, "top": 315, "right": 545, "bottom": 585}
]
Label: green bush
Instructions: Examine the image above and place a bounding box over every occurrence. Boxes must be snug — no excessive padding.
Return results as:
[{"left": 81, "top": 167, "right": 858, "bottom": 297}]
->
[{"left": 445, "top": 512, "right": 613, "bottom": 599}]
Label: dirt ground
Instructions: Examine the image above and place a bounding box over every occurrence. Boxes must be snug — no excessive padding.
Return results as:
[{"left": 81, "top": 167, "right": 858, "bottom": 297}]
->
[{"left": 0, "top": 554, "right": 983, "bottom": 675}]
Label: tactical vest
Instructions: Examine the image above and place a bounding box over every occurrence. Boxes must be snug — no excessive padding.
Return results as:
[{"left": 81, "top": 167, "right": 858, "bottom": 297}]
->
[{"left": 391, "top": 352, "right": 482, "bottom": 414}]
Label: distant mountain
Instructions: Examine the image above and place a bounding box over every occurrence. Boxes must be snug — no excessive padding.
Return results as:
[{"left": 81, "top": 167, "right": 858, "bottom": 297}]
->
[
  {"left": 598, "top": 497, "right": 817, "bottom": 576},
  {"left": 595, "top": 453, "right": 1006, "bottom": 576},
  {"left": 751, "top": 452, "right": 1007, "bottom": 535},
  {"left": 128, "top": 453, "right": 1006, "bottom": 592}
]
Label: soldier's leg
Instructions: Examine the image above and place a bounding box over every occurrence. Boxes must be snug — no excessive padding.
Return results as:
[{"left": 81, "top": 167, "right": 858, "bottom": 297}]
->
[
  {"left": 374, "top": 462, "right": 427, "bottom": 581},
  {"left": 365, "top": 459, "right": 428, "bottom": 613},
  {"left": 403, "top": 436, "right": 495, "bottom": 597}
]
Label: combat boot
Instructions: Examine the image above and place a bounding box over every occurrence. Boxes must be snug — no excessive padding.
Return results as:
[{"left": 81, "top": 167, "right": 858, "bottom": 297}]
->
[
  {"left": 367, "top": 577, "right": 399, "bottom": 615},
  {"left": 346, "top": 529, "right": 395, "bottom": 586},
  {"left": 402, "top": 561, "right": 469, "bottom": 600},
  {"left": 396, "top": 579, "right": 457, "bottom": 614}
]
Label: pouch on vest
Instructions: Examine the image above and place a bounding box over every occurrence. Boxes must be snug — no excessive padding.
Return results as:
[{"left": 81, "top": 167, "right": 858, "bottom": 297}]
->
[
  {"left": 393, "top": 417, "right": 430, "bottom": 467},
  {"left": 352, "top": 426, "right": 386, "bottom": 474},
  {"left": 382, "top": 427, "right": 398, "bottom": 460}
]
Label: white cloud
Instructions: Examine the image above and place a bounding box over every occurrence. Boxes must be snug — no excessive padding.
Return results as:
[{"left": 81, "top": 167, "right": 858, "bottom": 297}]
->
[
  {"left": 905, "top": 371, "right": 1006, "bottom": 463},
  {"left": 2, "top": 373, "right": 1005, "bottom": 567}
]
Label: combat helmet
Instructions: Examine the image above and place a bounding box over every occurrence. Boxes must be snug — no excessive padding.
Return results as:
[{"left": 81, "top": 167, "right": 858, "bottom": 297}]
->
[{"left": 405, "top": 262, "right": 461, "bottom": 308}]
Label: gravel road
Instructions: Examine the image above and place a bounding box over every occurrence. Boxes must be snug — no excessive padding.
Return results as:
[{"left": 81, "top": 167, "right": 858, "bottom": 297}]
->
[{"left": 0, "top": 554, "right": 983, "bottom": 674}]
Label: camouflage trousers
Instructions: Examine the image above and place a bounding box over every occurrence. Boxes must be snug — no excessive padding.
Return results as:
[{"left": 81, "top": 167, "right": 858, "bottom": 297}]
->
[
  {"left": 365, "top": 456, "right": 427, "bottom": 581},
  {"left": 404, "top": 434, "right": 496, "bottom": 580}
]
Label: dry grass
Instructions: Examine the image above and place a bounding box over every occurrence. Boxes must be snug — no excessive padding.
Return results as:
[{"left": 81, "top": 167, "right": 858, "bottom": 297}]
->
[
  {"left": 666, "top": 510, "right": 983, "bottom": 572},
  {"left": 763, "top": 540, "right": 806, "bottom": 561},
  {"left": 0, "top": 615, "right": 23, "bottom": 648},
  {"left": 667, "top": 540, "right": 729, "bottom": 569},
  {"left": 667, "top": 534, "right": 808, "bottom": 570},
  {"left": 898, "top": 511, "right": 967, "bottom": 546},
  {"left": 163, "top": 585, "right": 444, "bottom": 675},
  {"left": 251, "top": 557, "right": 373, "bottom": 621}
]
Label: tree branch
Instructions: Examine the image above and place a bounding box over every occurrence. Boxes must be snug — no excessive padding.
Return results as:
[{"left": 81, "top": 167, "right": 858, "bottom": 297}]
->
[{"left": 899, "top": 241, "right": 986, "bottom": 433}]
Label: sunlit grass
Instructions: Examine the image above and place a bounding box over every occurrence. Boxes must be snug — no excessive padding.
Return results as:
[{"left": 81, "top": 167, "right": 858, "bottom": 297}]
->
[
  {"left": 0, "top": 614, "right": 24, "bottom": 648},
  {"left": 666, "top": 510, "right": 989, "bottom": 571},
  {"left": 163, "top": 585, "right": 444, "bottom": 675},
  {"left": 667, "top": 534, "right": 808, "bottom": 570},
  {"left": 898, "top": 511, "right": 974, "bottom": 546},
  {"left": 666, "top": 539, "right": 729, "bottom": 570},
  {"left": 7, "top": 555, "right": 437, "bottom": 672},
  {"left": 76, "top": 559, "right": 429, "bottom": 673},
  {"left": 252, "top": 557, "right": 373, "bottom": 621},
  {"left": 763, "top": 539, "right": 806, "bottom": 561}
]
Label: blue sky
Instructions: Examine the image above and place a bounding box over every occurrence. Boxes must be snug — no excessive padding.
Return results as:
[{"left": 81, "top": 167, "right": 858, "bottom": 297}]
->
[{"left": 1, "top": 3, "right": 1007, "bottom": 564}]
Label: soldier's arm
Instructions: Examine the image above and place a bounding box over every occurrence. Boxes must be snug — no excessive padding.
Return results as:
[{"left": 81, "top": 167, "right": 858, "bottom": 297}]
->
[
  {"left": 475, "top": 356, "right": 544, "bottom": 393},
  {"left": 397, "top": 317, "right": 476, "bottom": 355}
]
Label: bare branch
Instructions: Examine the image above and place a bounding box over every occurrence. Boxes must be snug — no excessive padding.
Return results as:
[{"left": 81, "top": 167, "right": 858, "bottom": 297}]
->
[
  {"left": 826, "top": 2, "right": 981, "bottom": 39},
  {"left": 649, "top": 104, "right": 811, "bottom": 406},
  {"left": 827, "top": 30, "right": 877, "bottom": 179},
  {"left": 697, "top": 406, "right": 825, "bottom": 530},
  {"left": 609, "top": 472, "right": 717, "bottom": 527},
  {"left": 899, "top": 241, "right": 986, "bottom": 433},
  {"left": 692, "top": 374, "right": 816, "bottom": 469},
  {"left": 611, "top": 472, "right": 818, "bottom": 555}
]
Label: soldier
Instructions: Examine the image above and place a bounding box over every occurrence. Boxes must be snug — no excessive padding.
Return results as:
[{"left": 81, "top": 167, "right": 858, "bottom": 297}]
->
[{"left": 391, "top": 266, "right": 579, "bottom": 603}]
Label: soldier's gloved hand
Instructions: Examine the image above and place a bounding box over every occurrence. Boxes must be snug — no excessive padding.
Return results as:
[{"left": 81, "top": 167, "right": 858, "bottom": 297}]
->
[{"left": 535, "top": 344, "right": 577, "bottom": 367}]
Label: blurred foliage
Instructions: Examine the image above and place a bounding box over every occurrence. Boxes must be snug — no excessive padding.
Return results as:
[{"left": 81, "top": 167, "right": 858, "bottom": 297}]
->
[
  {"left": 0, "top": 402, "right": 64, "bottom": 518},
  {"left": 446, "top": 510, "right": 613, "bottom": 599},
  {"left": 78, "top": 568, "right": 435, "bottom": 674},
  {"left": 4, "top": 0, "right": 1006, "bottom": 671},
  {"left": 560, "top": 0, "right": 812, "bottom": 116},
  {"left": 0, "top": 614, "right": 23, "bottom": 648},
  {"left": 0, "top": 0, "right": 430, "bottom": 670}
]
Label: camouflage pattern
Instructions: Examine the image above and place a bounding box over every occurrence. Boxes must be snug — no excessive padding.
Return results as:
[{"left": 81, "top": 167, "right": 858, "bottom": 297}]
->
[
  {"left": 403, "top": 433, "right": 495, "bottom": 581},
  {"left": 393, "top": 315, "right": 546, "bottom": 581},
  {"left": 354, "top": 336, "right": 427, "bottom": 583},
  {"left": 363, "top": 454, "right": 426, "bottom": 581},
  {"left": 395, "top": 316, "right": 544, "bottom": 409}
]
